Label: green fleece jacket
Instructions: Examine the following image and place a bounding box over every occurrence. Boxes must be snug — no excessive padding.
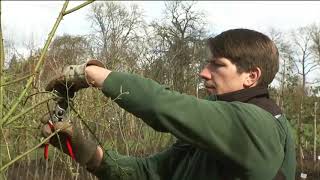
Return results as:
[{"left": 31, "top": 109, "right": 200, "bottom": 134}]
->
[{"left": 89, "top": 72, "right": 296, "bottom": 180}]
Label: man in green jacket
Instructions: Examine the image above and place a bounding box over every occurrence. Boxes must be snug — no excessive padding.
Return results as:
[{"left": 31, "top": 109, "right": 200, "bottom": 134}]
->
[{"left": 41, "top": 28, "right": 296, "bottom": 179}]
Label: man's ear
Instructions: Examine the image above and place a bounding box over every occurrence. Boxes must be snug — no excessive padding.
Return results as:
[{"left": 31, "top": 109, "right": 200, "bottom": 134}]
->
[{"left": 244, "top": 67, "right": 261, "bottom": 88}]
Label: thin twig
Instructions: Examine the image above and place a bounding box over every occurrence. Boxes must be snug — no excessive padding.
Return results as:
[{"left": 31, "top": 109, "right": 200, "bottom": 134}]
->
[
  {"left": 69, "top": 103, "right": 105, "bottom": 150},
  {"left": 0, "top": 127, "right": 11, "bottom": 161},
  {"left": 0, "top": 1, "right": 69, "bottom": 126},
  {"left": 0, "top": 74, "right": 35, "bottom": 87},
  {"left": 0, "top": 129, "right": 61, "bottom": 172},
  {"left": 63, "top": 0, "right": 95, "bottom": 15},
  {"left": 22, "top": 91, "right": 56, "bottom": 106},
  {"left": 4, "top": 97, "right": 54, "bottom": 127},
  {"left": 117, "top": 109, "right": 129, "bottom": 155}
]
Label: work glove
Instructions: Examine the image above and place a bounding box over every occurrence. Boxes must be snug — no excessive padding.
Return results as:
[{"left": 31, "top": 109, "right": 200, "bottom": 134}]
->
[
  {"left": 45, "top": 60, "right": 105, "bottom": 98},
  {"left": 40, "top": 112, "right": 98, "bottom": 166}
]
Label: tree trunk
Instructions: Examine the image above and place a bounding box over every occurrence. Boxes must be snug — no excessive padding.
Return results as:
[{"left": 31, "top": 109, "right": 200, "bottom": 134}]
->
[
  {"left": 314, "top": 102, "right": 318, "bottom": 162},
  {"left": 298, "top": 96, "right": 304, "bottom": 171}
]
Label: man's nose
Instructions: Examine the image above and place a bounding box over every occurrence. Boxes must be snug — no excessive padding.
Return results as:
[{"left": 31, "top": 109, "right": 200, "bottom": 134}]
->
[{"left": 199, "top": 66, "right": 211, "bottom": 80}]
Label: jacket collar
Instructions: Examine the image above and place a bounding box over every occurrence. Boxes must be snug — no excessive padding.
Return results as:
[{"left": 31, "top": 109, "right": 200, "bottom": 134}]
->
[
  {"left": 216, "top": 86, "right": 269, "bottom": 102},
  {"left": 209, "top": 86, "right": 282, "bottom": 116}
]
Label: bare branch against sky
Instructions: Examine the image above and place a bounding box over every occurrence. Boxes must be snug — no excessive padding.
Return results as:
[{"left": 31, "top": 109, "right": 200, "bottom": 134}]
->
[
  {"left": 2, "top": 1, "right": 320, "bottom": 82},
  {"left": 3, "top": 1, "right": 320, "bottom": 44}
]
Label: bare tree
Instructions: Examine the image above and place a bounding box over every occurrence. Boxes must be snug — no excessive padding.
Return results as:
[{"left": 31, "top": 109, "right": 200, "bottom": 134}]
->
[
  {"left": 39, "top": 34, "right": 91, "bottom": 86},
  {"left": 268, "top": 28, "right": 295, "bottom": 109},
  {"left": 87, "top": 2, "right": 146, "bottom": 73},
  {"left": 309, "top": 23, "right": 320, "bottom": 85},
  {"left": 147, "top": 1, "right": 208, "bottom": 95},
  {"left": 291, "top": 26, "right": 319, "bottom": 92},
  {"left": 289, "top": 25, "right": 320, "bottom": 171}
]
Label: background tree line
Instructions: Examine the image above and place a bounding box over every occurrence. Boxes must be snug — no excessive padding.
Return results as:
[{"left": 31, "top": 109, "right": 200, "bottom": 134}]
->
[{"left": 1, "top": 1, "right": 320, "bottom": 179}]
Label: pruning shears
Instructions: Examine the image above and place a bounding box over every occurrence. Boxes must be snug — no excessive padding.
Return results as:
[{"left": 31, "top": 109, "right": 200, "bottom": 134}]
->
[{"left": 44, "top": 91, "right": 75, "bottom": 160}]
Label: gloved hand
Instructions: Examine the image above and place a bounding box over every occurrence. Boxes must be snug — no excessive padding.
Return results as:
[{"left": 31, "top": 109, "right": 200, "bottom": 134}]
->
[
  {"left": 40, "top": 113, "right": 98, "bottom": 166},
  {"left": 45, "top": 60, "right": 105, "bottom": 98}
]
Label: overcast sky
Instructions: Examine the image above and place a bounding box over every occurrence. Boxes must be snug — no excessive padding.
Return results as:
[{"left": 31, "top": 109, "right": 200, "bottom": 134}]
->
[
  {"left": 2, "top": 1, "right": 320, "bottom": 82},
  {"left": 3, "top": 1, "right": 320, "bottom": 46}
]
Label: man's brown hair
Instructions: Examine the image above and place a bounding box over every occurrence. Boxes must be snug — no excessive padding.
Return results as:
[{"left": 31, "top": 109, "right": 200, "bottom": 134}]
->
[{"left": 208, "top": 28, "right": 279, "bottom": 87}]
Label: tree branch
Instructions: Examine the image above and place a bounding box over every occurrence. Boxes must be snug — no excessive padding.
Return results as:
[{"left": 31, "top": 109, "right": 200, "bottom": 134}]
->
[
  {"left": 63, "top": 0, "right": 94, "bottom": 15},
  {"left": 4, "top": 97, "right": 54, "bottom": 127},
  {"left": 1, "top": 1, "right": 93, "bottom": 126},
  {"left": 0, "top": 128, "right": 62, "bottom": 172},
  {"left": 305, "top": 64, "right": 319, "bottom": 75},
  {"left": 0, "top": 0, "right": 5, "bottom": 122}
]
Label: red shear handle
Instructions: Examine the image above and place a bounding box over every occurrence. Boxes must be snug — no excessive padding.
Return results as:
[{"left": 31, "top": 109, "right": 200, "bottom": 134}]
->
[
  {"left": 66, "top": 136, "right": 75, "bottom": 160},
  {"left": 44, "top": 122, "right": 75, "bottom": 160},
  {"left": 44, "top": 144, "right": 49, "bottom": 160},
  {"left": 44, "top": 122, "right": 54, "bottom": 160}
]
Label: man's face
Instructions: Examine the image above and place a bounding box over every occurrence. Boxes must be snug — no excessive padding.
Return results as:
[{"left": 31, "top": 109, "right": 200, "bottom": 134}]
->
[{"left": 199, "top": 57, "right": 250, "bottom": 95}]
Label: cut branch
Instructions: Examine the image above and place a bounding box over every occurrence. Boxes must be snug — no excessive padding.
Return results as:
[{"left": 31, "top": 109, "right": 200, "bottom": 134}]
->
[
  {"left": 0, "top": 1, "right": 69, "bottom": 126},
  {"left": 63, "top": 0, "right": 95, "bottom": 15},
  {"left": 0, "top": 1, "right": 94, "bottom": 127},
  {"left": 0, "top": 0, "right": 5, "bottom": 122}
]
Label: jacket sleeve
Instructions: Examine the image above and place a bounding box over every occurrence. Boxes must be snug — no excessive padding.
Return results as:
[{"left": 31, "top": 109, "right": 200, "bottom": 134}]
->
[
  {"left": 101, "top": 72, "right": 284, "bottom": 176},
  {"left": 88, "top": 141, "right": 186, "bottom": 180}
]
